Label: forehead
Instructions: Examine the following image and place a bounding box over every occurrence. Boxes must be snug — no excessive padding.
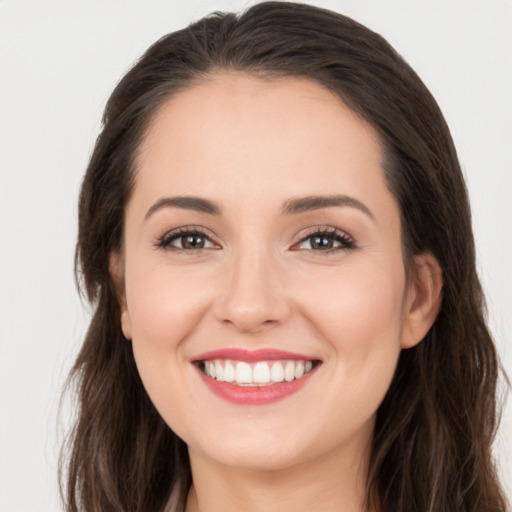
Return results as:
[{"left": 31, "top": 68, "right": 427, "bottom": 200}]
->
[
  {"left": 139, "top": 72, "right": 381, "bottom": 161},
  {"left": 132, "top": 72, "right": 396, "bottom": 221}
]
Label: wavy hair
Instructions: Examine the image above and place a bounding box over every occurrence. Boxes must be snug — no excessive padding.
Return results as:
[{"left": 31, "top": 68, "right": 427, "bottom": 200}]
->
[{"left": 62, "top": 2, "right": 508, "bottom": 511}]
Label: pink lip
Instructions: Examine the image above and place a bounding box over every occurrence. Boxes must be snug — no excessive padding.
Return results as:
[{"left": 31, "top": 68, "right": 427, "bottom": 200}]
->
[
  {"left": 196, "top": 366, "right": 318, "bottom": 405},
  {"left": 192, "top": 348, "right": 321, "bottom": 405},
  {"left": 192, "top": 348, "right": 316, "bottom": 363}
]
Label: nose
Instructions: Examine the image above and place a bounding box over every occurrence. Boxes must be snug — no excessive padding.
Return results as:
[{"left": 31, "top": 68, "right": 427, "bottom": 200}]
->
[{"left": 213, "top": 246, "right": 292, "bottom": 334}]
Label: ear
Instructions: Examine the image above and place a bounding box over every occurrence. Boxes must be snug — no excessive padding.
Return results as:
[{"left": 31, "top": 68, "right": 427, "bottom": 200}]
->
[
  {"left": 109, "top": 252, "right": 132, "bottom": 340},
  {"left": 400, "top": 253, "right": 443, "bottom": 349}
]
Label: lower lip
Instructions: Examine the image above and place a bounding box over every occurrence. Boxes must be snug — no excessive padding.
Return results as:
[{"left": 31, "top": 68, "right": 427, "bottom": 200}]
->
[{"left": 196, "top": 366, "right": 317, "bottom": 405}]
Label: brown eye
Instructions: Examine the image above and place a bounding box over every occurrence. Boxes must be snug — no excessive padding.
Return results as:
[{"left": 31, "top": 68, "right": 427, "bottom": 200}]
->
[
  {"left": 180, "top": 234, "right": 207, "bottom": 249},
  {"left": 295, "top": 229, "right": 356, "bottom": 252},
  {"left": 309, "top": 235, "right": 335, "bottom": 250},
  {"left": 157, "top": 229, "right": 217, "bottom": 251}
]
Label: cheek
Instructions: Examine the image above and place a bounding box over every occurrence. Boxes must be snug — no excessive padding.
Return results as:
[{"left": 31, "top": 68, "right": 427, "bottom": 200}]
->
[
  {"left": 305, "top": 267, "right": 405, "bottom": 334},
  {"left": 297, "top": 261, "right": 406, "bottom": 377},
  {"left": 126, "top": 261, "right": 211, "bottom": 350},
  {"left": 297, "top": 264, "right": 405, "bottom": 430},
  {"left": 123, "top": 261, "right": 213, "bottom": 410}
]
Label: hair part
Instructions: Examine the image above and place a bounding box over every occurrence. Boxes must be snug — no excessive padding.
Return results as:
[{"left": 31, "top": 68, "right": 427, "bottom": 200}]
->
[{"left": 63, "top": 2, "right": 508, "bottom": 511}]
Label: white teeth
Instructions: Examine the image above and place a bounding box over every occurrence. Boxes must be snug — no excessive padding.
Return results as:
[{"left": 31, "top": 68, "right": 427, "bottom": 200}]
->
[
  {"left": 271, "top": 362, "right": 285, "bottom": 383},
  {"left": 295, "top": 361, "right": 305, "bottom": 379},
  {"left": 284, "top": 361, "right": 295, "bottom": 382},
  {"left": 235, "top": 362, "right": 252, "bottom": 384},
  {"left": 203, "top": 359, "right": 316, "bottom": 386},
  {"left": 253, "top": 362, "right": 271, "bottom": 383},
  {"left": 215, "top": 361, "right": 224, "bottom": 381},
  {"left": 224, "top": 361, "right": 235, "bottom": 382}
]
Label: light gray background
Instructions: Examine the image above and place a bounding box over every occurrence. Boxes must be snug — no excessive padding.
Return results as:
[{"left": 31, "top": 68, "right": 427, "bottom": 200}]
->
[{"left": 0, "top": 1, "right": 510, "bottom": 510}]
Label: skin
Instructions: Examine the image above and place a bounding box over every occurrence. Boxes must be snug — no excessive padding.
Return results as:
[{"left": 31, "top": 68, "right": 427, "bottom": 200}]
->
[{"left": 111, "top": 73, "right": 442, "bottom": 512}]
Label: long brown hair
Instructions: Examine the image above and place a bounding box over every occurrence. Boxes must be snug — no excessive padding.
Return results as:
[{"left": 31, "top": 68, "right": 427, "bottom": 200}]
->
[{"left": 62, "top": 2, "right": 508, "bottom": 511}]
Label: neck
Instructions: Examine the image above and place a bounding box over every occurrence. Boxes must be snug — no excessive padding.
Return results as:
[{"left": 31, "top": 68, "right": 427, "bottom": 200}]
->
[{"left": 185, "top": 435, "right": 372, "bottom": 512}]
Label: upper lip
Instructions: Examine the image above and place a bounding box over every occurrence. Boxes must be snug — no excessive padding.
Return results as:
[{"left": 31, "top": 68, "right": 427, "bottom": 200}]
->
[{"left": 191, "top": 348, "right": 319, "bottom": 363}]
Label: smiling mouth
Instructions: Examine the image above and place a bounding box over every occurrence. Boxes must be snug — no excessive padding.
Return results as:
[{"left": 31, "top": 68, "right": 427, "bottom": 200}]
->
[
  {"left": 198, "top": 359, "right": 318, "bottom": 387},
  {"left": 192, "top": 348, "right": 322, "bottom": 404}
]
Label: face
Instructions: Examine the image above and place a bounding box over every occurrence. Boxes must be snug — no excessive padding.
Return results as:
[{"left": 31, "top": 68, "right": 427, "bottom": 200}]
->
[{"left": 114, "top": 73, "right": 432, "bottom": 473}]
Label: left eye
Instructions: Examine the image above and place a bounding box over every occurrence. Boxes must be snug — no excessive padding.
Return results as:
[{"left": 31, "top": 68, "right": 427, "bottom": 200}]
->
[
  {"left": 295, "top": 230, "right": 355, "bottom": 251},
  {"left": 158, "top": 231, "right": 216, "bottom": 250}
]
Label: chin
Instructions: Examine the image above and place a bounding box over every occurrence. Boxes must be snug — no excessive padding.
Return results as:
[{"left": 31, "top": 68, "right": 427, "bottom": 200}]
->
[{"left": 200, "top": 441, "right": 310, "bottom": 472}]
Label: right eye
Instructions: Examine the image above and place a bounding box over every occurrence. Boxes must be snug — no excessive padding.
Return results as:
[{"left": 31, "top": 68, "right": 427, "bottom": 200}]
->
[{"left": 156, "top": 228, "right": 219, "bottom": 251}]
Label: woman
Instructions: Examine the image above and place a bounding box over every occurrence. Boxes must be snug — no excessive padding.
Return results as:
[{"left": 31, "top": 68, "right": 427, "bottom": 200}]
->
[{"left": 62, "top": 2, "right": 509, "bottom": 511}]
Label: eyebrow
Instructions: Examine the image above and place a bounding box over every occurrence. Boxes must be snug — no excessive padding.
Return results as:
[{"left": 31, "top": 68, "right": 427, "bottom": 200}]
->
[
  {"left": 281, "top": 195, "right": 374, "bottom": 219},
  {"left": 145, "top": 194, "right": 373, "bottom": 220},
  {"left": 145, "top": 196, "right": 221, "bottom": 220}
]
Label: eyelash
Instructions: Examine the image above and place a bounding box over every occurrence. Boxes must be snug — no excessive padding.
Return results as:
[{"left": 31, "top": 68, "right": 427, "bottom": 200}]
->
[
  {"left": 156, "top": 226, "right": 217, "bottom": 251},
  {"left": 292, "top": 228, "right": 356, "bottom": 253},
  {"left": 155, "top": 227, "right": 356, "bottom": 253}
]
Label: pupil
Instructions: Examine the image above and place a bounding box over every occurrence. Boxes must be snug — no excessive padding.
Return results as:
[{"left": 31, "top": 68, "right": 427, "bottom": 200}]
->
[
  {"left": 183, "top": 234, "right": 204, "bottom": 249},
  {"left": 312, "top": 236, "right": 333, "bottom": 249}
]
